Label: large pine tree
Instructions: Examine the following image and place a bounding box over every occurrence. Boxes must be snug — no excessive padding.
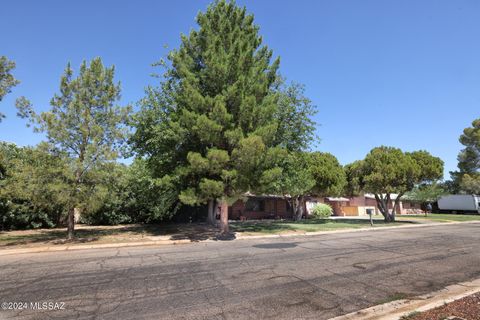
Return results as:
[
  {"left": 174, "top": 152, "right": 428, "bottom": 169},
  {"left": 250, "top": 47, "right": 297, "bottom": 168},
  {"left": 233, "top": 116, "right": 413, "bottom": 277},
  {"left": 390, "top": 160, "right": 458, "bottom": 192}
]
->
[
  {"left": 16, "top": 58, "right": 131, "bottom": 239},
  {"left": 133, "top": 0, "right": 286, "bottom": 233},
  {"left": 451, "top": 118, "right": 480, "bottom": 193},
  {"left": 0, "top": 56, "right": 20, "bottom": 121}
]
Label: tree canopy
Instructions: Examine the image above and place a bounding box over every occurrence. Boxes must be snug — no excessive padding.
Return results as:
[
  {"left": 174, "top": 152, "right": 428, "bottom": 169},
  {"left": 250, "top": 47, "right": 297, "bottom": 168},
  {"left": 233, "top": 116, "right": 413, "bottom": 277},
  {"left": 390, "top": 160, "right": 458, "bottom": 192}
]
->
[
  {"left": 131, "top": 0, "right": 317, "bottom": 232},
  {"left": 16, "top": 57, "right": 131, "bottom": 238},
  {"left": 0, "top": 142, "right": 71, "bottom": 229},
  {"left": 450, "top": 118, "right": 480, "bottom": 194},
  {"left": 0, "top": 56, "right": 20, "bottom": 121},
  {"left": 258, "top": 151, "right": 345, "bottom": 220},
  {"left": 347, "top": 146, "right": 443, "bottom": 221}
]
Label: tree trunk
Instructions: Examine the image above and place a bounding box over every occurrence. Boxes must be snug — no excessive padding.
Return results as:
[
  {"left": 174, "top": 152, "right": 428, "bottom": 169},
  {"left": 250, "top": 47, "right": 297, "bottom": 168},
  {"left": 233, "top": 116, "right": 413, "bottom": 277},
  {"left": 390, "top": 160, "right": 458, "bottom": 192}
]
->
[
  {"left": 68, "top": 164, "right": 83, "bottom": 240},
  {"left": 67, "top": 207, "right": 75, "bottom": 240},
  {"left": 292, "top": 196, "right": 305, "bottom": 221},
  {"left": 219, "top": 199, "right": 229, "bottom": 234},
  {"left": 391, "top": 195, "right": 402, "bottom": 222},
  {"left": 296, "top": 196, "right": 305, "bottom": 220},
  {"left": 375, "top": 194, "right": 394, "bottom": 222},
  {"left": 207, "top": 199, "right": 216, "bottom": 226}
]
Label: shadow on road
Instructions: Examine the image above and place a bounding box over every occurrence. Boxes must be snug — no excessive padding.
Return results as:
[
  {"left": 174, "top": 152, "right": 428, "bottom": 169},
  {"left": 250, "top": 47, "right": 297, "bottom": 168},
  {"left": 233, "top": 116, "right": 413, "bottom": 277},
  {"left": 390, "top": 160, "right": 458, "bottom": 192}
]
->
[{"left": 253, "top": 242, "right": 297, "bottom": 249}]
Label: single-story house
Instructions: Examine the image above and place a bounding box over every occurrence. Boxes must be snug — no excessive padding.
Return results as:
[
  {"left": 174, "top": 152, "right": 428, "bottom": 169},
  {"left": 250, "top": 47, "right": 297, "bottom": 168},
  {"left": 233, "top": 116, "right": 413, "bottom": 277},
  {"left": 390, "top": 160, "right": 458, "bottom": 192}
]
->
[
  {"left": 226, "top": 193, "right": 424, "bottom": 221},
  {"left": 306, "top": 194, "right": 423, "bottom": 217},
  {"left": 229, "top": 195, "right": 294, "bottom": 220}
]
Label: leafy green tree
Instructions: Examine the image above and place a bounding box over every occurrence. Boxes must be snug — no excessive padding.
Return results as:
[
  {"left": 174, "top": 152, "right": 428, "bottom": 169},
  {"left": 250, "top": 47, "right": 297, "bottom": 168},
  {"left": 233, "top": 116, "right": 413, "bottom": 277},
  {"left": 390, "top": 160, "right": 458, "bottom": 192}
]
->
[
  {"left": 307, "top": 152, "right": 346, "bottom": 196},
  {"left": 97, "top": 158, "right": 181, "bottom": 224},
  {"left": 16, "top": 58, "right": 131, "bottom": 239},
  {"left": 458, "top": 173, "right": 480, "bottom": 194},
  {"left": 0, "top": 56, "right": 20, "bottom": 121},
  {"left": 285, "top": 154, "right": 315, "bottom": 220},
  {"left": 404, "top": 183, "right": 445, "bottom": 203},
  {"left": 0, "top": 142, "right": 71, "bottom": 230},
  {"left": 258, "top": 151, "right": 344, "bottom": 220},
  {"left": 450, "top": 119, "right": 480, "bottom": 193},
  {"left": 132, "top": 1, "right": 318, "bottom": 232},
  {"left": 344, "top": 160, "right": 364, "bottom": 196},
  {"left": 457, "top": 119, "right": 480, "bottom": 174},
  {"left": 347, "top": 146, "right": 443, "bottom": 222},
  {"left": 273, "top": 81, "right": 317, "bottom": 151}
]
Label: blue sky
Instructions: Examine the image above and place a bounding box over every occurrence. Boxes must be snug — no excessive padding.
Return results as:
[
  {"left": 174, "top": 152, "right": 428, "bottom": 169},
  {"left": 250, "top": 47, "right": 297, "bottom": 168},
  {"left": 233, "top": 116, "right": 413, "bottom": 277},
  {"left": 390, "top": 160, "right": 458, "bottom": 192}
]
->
[{"left": 1, "top": 0, "right": 479, "bottom": 178}]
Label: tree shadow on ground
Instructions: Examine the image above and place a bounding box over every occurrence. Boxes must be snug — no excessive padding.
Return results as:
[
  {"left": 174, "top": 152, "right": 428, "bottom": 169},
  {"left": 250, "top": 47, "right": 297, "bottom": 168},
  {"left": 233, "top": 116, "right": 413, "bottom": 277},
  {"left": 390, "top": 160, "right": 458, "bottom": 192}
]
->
[
  {"left": 0, "top": 218, "right": 413, "bottom": 247},
  {"left": 0, "top": 222, "right": 231, "bottom": 246}
]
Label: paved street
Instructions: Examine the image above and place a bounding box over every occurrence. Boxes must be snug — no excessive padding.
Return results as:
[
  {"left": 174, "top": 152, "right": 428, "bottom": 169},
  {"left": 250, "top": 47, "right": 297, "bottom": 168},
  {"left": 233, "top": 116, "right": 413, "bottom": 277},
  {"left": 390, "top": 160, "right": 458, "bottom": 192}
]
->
[{"left": 1, "top": 223, "right": 480, "bottom": 320}]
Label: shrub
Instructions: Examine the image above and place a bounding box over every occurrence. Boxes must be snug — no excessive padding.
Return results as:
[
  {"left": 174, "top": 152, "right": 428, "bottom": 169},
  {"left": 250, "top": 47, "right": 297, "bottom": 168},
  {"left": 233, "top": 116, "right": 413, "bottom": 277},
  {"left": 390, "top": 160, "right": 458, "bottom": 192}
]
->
[{"left": 311, "top": 203, "right": 332, "bottom": 219}]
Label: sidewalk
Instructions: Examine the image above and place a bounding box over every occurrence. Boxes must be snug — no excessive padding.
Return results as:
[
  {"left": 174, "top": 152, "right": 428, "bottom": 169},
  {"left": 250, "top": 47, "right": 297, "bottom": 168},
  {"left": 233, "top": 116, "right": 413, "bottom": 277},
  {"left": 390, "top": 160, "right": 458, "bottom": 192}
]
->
[
  {"left": 331, "top": 277, "right": 480, "bottom": 320},
  {"left": 0, "top": 220, "right": 477, "bottom": 256}
]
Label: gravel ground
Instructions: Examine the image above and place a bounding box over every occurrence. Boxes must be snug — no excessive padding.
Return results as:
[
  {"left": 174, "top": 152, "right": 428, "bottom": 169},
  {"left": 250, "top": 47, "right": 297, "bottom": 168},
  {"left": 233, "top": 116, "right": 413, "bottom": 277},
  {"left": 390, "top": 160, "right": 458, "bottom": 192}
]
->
[{"left": 406, "top": 292, "right": 480, "bottom": 320}]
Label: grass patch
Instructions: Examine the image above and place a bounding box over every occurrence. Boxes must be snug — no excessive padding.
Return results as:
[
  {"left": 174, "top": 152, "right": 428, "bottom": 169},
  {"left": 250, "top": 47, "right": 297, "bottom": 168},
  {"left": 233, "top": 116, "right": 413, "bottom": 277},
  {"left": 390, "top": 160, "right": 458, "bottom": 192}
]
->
[
  {"left": 230, "top": 218, "right": 407, "bottom": 235},
  {"left": 400, "top": 213, "right": 480, "bottom": 222}
]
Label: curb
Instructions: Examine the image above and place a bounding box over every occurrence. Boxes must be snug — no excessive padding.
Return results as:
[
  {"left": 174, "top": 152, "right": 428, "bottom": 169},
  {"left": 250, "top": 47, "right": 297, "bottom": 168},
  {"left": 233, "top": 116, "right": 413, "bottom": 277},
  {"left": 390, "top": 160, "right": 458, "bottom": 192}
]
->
[
  {"left": 0, "top": 239, "right": 192, "bottom": 256},
  {"left": 0, "top": 220, "right": 478, "bottom": 257},
  {"left": 330, "top": 278, "right": 480, "bottom": 320}
]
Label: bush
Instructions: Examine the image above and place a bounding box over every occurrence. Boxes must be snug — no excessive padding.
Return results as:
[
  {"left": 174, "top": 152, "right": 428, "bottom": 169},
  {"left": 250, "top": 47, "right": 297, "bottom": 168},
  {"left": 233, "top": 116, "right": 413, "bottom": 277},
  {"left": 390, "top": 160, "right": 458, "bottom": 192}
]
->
[{"left": 311, "top": 203, "right": 332, "bottom": 219}]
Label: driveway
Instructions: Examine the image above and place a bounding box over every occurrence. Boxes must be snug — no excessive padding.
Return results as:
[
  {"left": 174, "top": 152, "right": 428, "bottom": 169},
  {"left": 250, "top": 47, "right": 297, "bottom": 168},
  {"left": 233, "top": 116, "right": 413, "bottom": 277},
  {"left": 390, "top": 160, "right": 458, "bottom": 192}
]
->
[{"left": 1, "top": 223, "right": 479, "bottom": 320}]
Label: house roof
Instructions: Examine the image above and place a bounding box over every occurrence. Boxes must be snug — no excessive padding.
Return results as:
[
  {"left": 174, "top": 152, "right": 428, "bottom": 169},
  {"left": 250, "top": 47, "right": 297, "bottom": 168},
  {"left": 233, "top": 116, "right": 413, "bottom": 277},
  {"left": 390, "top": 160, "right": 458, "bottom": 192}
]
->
[
  {"left": 364, "top": 193, "right": 401, "bottom": 200},
  {"left": 244, "top": 192, "right": 289, "bottom": 199},
  {"left": 326, "top": 197, "right": 350, "bottom": 202}
]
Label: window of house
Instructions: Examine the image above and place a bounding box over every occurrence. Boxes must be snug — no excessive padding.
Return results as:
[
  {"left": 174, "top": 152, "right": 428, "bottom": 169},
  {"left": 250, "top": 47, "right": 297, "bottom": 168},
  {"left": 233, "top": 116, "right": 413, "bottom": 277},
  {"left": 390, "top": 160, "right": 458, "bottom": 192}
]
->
[
  {"left": 245, "top": 198, "right": 265, "bottom": 211},
  {"left": 286, "top": 201, "right": 292, "bottom": 212}
]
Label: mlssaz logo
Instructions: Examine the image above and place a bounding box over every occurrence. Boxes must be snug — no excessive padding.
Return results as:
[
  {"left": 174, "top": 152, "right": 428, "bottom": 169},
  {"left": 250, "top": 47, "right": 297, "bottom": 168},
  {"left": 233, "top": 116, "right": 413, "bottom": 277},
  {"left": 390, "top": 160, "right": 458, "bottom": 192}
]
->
[{"left": 30, "top": 302, "right": 65, "bottom": 310}]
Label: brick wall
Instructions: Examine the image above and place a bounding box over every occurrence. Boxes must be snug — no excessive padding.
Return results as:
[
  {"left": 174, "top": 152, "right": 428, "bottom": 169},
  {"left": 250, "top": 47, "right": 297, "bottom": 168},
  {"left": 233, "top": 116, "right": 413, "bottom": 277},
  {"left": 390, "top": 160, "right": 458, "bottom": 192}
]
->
[{"left": 228, "top": 197, "right": 293, "bottom": 220}]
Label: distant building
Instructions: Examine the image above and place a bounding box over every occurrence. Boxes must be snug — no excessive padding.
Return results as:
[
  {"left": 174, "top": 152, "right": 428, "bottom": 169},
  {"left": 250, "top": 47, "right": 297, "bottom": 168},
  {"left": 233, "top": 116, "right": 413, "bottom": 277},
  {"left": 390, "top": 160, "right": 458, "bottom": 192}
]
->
[
  {"left": 306, "top": 194, "right": 423, "bottom": 217},
  {"left": 226, "top": 193, "right": 423, "bottom": 221}
]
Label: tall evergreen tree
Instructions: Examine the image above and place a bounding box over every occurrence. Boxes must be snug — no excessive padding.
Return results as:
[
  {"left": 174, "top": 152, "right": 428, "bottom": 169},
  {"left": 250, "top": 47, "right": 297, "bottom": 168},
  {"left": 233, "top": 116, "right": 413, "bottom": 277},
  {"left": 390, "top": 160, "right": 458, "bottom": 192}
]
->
[
  {"left": 133, "top": 0, "right": 290, "bottom": 233},
  {"left": 16, "top": 58, "right": 131, "bottom": 239},
  {"left": 0, "top": 56, "right": 20, "bottom": 121},
  {"left": 451, "top": 118, "right": 480, "bottom": 193}
]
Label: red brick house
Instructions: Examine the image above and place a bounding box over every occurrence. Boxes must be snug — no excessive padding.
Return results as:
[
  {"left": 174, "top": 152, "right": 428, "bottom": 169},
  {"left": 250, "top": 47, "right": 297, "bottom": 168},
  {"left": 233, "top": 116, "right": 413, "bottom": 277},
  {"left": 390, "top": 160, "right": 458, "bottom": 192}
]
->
[
  {"left": 306, "top": 194, "right": 423, "bottom": 217},
  {"left": 226, "top": 193, "right": 424, "bottom": 221},
  {"left": 229, "top": 195, "right": 294, "bottom": 220}
]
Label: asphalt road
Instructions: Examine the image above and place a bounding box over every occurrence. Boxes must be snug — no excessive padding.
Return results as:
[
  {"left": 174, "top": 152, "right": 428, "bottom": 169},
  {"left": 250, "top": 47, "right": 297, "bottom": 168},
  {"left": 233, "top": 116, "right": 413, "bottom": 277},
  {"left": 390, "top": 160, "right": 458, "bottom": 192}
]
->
[{"left": 1, "top": 223, "right": 480, "bottom": 320}]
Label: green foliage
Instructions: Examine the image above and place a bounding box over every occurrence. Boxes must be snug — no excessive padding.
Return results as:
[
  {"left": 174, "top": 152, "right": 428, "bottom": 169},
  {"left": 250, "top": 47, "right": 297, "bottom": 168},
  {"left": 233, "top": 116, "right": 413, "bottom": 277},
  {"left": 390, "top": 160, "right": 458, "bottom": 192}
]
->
[
  {"left": 16, "top": 58, "right": 131, "bottom": 236},
  {"left": 0, "top": 142, "right": 72, "bottom": 229},
  {"left": 404, "top": 183, "right": 446, "bottom": 203},
  {"left": 0, "top": 56, "right": 20, "bottom": 121},
  {"left": 131, "top": 0, "right": 316, "bottom": 213},
  {"left": 273, "top": 80, "right": 318, "bottom": 151},
  {"left": 260, "top": 151, "right": 315, "bottom": 197},
  {"left": 457, "top": 118, "right": 480, "bottom": 174},
  {"left": 346, "top": 146, "right": 444, "bottom": 221},
  {"left": 345, "top": 160, "right": 364, "bottom": 196},
  {"left": 16, "top": 58, "right": 131, "bottom": 168},
  {"left": 451, "top": 118, "right": 480, "bottom": 193},
  {"left": 458, "top": 173, "right": 480, "bottom": 194},
  {"left": 307, "top": 152, "right": 346, "bottom": 196},
  {"left": 407, "top": 150, "right": 444, "bottom": 183},
  {"left": 362, "top": 146, "right": 419, "bottom": 195},
  {"left": 311, "top": 203, "right": 332, "bottom": 219},
  {"left": 82, "top": 159, "right": 181, "bottom": 225}
]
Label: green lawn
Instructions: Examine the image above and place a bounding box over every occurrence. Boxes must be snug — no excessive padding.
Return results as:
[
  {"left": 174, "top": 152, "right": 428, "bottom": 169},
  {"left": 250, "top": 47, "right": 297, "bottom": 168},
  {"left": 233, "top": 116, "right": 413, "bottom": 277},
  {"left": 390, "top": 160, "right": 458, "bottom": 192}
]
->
[
  {"left": 399, "top": 213, "right": 480, "bottom": 222},
  {"left": 230, "top": 219, "right": 409, "bottom": 235}
]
